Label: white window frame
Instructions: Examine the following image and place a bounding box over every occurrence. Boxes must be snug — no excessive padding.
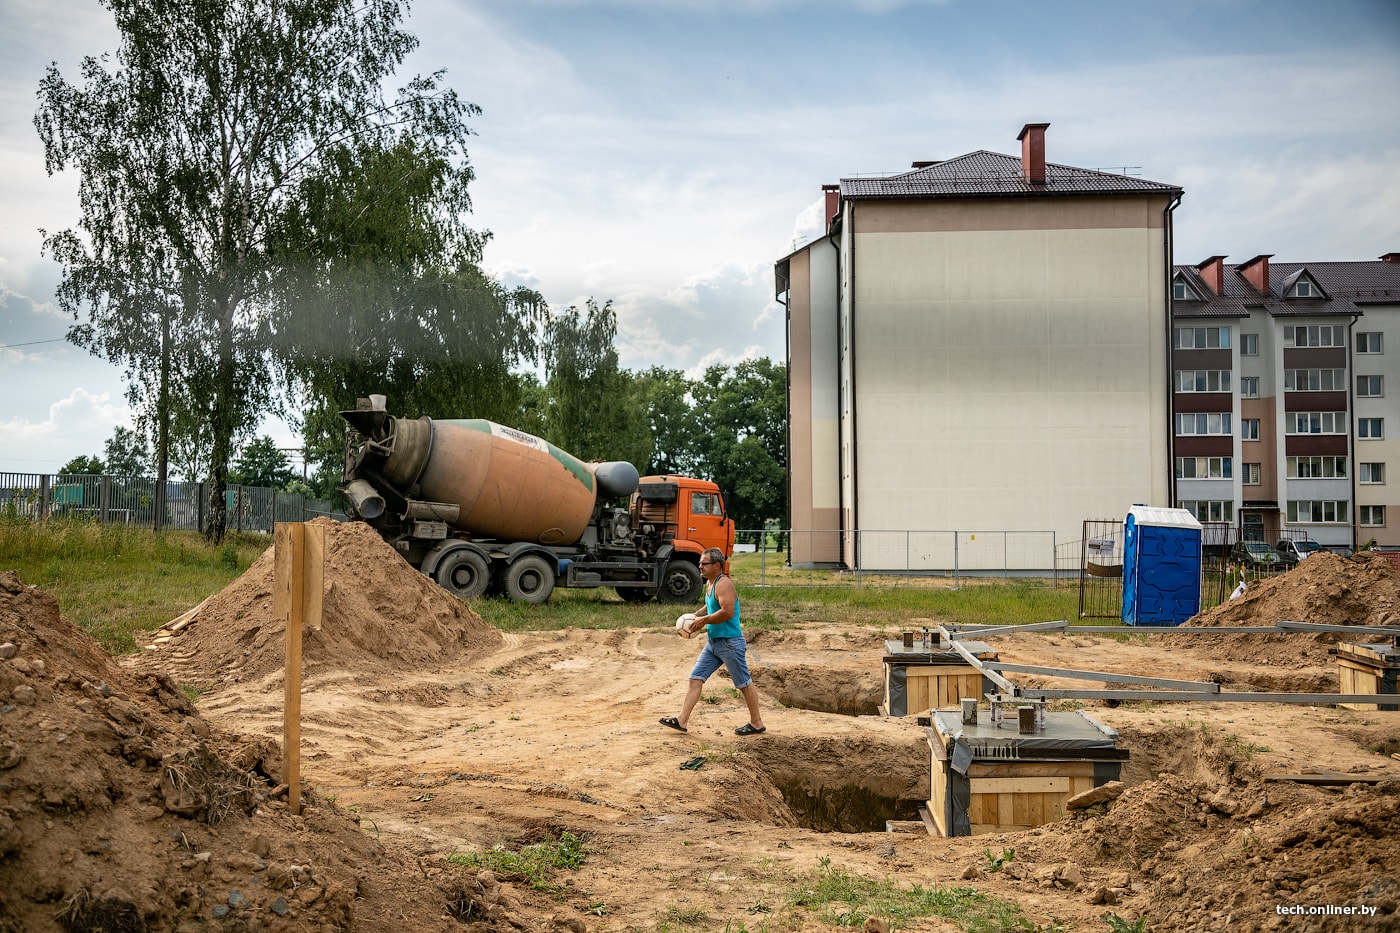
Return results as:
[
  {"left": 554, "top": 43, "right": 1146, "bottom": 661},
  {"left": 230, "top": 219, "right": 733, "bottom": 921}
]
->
[
  {"left": 1175, "top": 456, "right": 1233, "bottom": 479},
  {"left": 1359, "top": 462, "right": 1386, "bottom": 484},
  {"left": 1240, "top": 376, "right": 1260, "bottom": 398},
  {"left": 1359, "top": 418, "right": 1385, "bottom": 440},
  {"left": 1287, "top": 500, "right": 1350, "bottom": 524},
  {"left": 1357, "top": 332, "right": 1383, "bottom": 354},
  {"left": 1357, "top": 375, "right": 1384, "bottom": 398},
  {"left": 1284, "top": 368, "right": 1346, "bottom": 392},
  {"left": 1242, "top": 462, "right": 1261, "bottom": 485},
  {"left": 1240, "top": 333, "right": 1259, "bottom": 356},
  {"left": 1242, "top": 418, "right": 1260, "bottom": 441},
  {"left": 1173, "top": 326, "right": 1231, "bottom": 350},
  {"left": 1360, "top": 505, "right": 1386, "bottom": 527},
  {"left": 1175, "top": 370, "right": 1233, "bottom": 393},
  {"left": 1284, "top": 324, "right": 1345, "bottom": 348},
  {"left": 1285, "top": 412, "right": 1348, "bottom": 435},
  {"left": 1176, "top": 500, "right": 1234, "bottom": 523},
  {"left": 1287, "top": 456, "right": 1348, "bottom": 479},
  {"left": 1175, "top": 412, "right": 1233, "bottom": 436}
]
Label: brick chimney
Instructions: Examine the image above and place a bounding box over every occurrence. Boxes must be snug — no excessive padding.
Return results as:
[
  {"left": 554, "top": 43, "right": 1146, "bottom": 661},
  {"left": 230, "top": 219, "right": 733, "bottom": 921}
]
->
[
  {"left": 822, "top": 184, "right": 840, "bottom": 228},
  {"left": 1018, "top": 122, "right": 1049, "bottom": 186},
  {"left": 1238, "top": 254, "right": 1273, "bottom": 295},
  {"left": 1195, "top": 256, "right": 1227, "bottom": 294}
]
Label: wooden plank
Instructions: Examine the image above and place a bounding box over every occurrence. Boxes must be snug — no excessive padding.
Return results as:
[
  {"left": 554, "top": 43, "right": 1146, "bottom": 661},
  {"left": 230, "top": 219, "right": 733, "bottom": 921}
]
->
[
  {"left": 917, "top": 806, "right": 943, "bottom": 837},
  {"left": 969, "top": 777, "right": 1072, "bottom": 795},
  {"left": 276, "top": 523, "right": 304, "bottom": 817},
  {"left": 972, "top": 822, "right": 1030, "bottom": 834},
  {"left": 969, "top": 762, "right": 1095, "bottom": 778}
]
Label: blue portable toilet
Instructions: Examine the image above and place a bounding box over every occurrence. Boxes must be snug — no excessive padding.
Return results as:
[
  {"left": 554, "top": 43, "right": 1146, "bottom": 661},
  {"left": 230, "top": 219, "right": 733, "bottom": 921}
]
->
[{"left": 1121, "top": 505, "right": 1202, "bottom": 626}]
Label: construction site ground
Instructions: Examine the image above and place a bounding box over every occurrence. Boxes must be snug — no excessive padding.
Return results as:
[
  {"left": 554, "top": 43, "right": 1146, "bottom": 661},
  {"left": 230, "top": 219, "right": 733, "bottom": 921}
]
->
[{"left": 2, "top": 520, "right": 1399, "bottom": 933}]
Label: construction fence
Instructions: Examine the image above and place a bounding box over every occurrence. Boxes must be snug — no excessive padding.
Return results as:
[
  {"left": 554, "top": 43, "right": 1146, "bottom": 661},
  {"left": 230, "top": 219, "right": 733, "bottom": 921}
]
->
[
  {"left": 0, "top": 472, "right": 344, "bottom": 534},
  {"left": 733, "top": 528, "right": 1062, "bottom": 588}
]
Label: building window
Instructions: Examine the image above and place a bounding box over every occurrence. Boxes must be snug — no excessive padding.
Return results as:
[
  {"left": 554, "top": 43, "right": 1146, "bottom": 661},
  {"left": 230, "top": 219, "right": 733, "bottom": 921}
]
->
[
  {"left": 1175, "top": 412, "right": 1232, "bottom": 436},
  {"left": 1359, "top": 418, "right": 1385, "bottom": 439},
  {"left": 1241, "top": 334, "right": 1259, "bottom": 356},
  {"left": 1287, "top": 500, "right": 1350, "bottom": 523},
  {"left": 1177, "top": 500, "right": 1234, "bottom": 523},
  {"left": 1175, "top": 370, "right": 1232, "bottom": 393},
  {"left": 1285, "top": 369, "right": 1346, "bottom": 392},
  {"left": 1360, "top": 463, "right": 1386, "bottom": 484},
  {"left": 1174, "top": 326, "right": 1230, "bottom": 350},
  {"left": 1360, "top": 505, "right": 1386, "bottom": 527},
  {"left": 1242, "top": 418, "right": 1260, "bottom": 441},
  {"left": 1357, "top": 332, "right": 1383, "bottom": 354},
  {"left": 1286, "top": 412, "right": 1348, "bottom": 435},
  {"left": 1239, "top": 376, "right": 1259, "bottom": 398},
  {"left": 1176, "top": 457, "right": 1232, "bottom": 479},
  {"left": 1358, "top": 375, "right": 1384, "bottom": 397},
  {"left": 1243, "top": 463, "right": 1262, "bottom": 485},
  {"left": 1293, "top": 280, "right": 1313, "bottom": 298},
  {"left": 1288, "top": 456, "right": 1348, "bottom": 479},
  {"left": 1173, "top": 281, "right": 1189, "bottom": 300},
  {"left": 1284, "top": 325, "right": 1345, "bottom": 348}
]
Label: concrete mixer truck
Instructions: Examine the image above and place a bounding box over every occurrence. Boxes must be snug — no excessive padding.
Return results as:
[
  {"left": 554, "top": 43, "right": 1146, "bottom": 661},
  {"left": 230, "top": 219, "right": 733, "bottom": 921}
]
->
[{"left": 338, "top": 395, "right": 735, "bottom": 605}]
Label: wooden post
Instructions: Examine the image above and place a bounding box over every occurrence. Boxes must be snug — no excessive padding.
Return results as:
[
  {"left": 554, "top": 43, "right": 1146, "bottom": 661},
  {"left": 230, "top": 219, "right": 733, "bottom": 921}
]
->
[{"left": 274, "top": 522, "right": 325, "bottom": 816}]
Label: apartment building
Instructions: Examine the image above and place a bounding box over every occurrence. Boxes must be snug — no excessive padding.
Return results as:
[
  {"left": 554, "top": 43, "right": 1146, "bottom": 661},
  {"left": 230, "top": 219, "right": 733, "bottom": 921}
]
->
[
  {"left": 777, "top": 123, "right": 1182, "bottom": 569},
  {"left": 1172, "top": 254, "right": 1400, "bottom": 549}
]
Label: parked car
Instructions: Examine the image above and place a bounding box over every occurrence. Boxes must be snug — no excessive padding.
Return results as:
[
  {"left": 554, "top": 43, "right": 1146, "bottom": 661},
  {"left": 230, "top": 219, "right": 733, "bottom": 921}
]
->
[
  {"left": 1323, "top": 545, "right": 1355, "bottom": 557},
  {"left": 1275, "top": 539, "right": 1323, "bottom": 566},
  {"left": 1232, "top": 540, "right": 1281, "bottom": 569}
]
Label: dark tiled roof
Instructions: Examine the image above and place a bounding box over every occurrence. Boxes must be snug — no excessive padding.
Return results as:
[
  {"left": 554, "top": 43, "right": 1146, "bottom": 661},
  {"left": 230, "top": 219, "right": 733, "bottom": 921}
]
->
[
  {"left": 839, "top": 151, "right": 1181, "bottom": 200},
  {"left": 1172, "top": 259, "right": 1400, "bottom": 320}
]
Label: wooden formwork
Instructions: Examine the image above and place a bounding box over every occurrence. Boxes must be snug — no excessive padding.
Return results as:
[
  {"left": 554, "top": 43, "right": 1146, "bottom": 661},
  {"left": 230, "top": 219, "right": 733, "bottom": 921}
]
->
[
  {"left": 882, "top": 640, "right": 996, "bottom": 717},
  {"left": 925, "top": 709, "right": 1127, "bottom": 837},
  {"left": 1337, "top": 642, "right": 1400, "bottom": 712}
]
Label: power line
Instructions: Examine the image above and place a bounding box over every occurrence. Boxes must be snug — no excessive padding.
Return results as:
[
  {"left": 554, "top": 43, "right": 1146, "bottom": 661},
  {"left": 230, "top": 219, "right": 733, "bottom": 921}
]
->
[{"left": 0, "top": 337, "right": 71, "bottom": 350}]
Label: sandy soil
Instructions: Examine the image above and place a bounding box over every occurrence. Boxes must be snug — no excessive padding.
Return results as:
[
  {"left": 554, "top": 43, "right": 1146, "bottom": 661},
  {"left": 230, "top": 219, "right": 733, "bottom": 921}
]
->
[{"left": 3, "top": 521, "right": 1400, "bottom": 932}]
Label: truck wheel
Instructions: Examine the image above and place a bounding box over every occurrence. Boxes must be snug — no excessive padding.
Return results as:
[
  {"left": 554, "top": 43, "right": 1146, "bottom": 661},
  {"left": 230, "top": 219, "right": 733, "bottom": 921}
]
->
[
  {"left": 504, "top": 555, "right": 555, "bottom": 604},
  {"left": 657, "top": 560, "right": 703, "bottom": 604},
  {"left": 435, "top": 549, "right": 490, "bottom": 600}
]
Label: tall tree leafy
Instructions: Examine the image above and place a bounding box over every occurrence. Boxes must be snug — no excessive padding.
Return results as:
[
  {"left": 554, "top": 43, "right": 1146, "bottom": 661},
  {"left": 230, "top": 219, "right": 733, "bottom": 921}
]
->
[
  {"left": 633, "top": 366, "right": 701, "bottom": 475},
  {"left": 228, "top": 436, "right": 296, "bottom": 490},
  {"left": 103, "top": 426, "right": 151, "bottom": 477},
  {"left": 36, "top": 0, "right": 477, "bottom": 540},
  {"left": 691, "top": 359, "right": 788, "bottom": 531},
  {"left": 275, "top": 137, "right": 544, "bottom": 484},
  {"left": 540, "top": 300, "right": 650, "bottom": 468}
]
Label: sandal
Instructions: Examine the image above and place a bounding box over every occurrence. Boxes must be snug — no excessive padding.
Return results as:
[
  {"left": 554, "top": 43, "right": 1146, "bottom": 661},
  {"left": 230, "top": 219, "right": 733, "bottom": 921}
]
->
[
  {"left": 734, "top": 723, "right": 766, "bottom": 736},
  {"left": 659, "top": 716, "right": 687, "bottom": 732}
]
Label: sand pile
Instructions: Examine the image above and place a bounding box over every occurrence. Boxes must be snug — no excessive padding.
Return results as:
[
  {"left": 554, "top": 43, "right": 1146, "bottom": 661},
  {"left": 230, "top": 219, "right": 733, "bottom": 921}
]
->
[
  {"left": 0, "top": 570, "right": 473, "bottom": 932},
  {"left": 134, "top": 518, "right": 502, "bottom": 688},
  {"left": 1168, "top": 552, "right": 1400, "bottom": 669}
]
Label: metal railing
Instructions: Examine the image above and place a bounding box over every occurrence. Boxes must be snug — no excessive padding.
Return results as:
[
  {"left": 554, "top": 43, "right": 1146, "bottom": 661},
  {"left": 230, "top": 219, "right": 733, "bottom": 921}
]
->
[
  {"left": 0, "top": 471, "right": 344, "bottom": 534},
  {"left": 733, "top": 528, "right": 1059, "bottom": 588}
]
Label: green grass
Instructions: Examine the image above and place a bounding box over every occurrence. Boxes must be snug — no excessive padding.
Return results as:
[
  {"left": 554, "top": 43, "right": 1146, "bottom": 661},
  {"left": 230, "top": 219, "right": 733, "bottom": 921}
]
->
[
  {"left": 445, "top": 829, "right": 589, "bottom": 894},
  {"left": 0, "top": 516, "right": 267, "bottom": 654},
  {"left": 1, "top": 521, "right": 1089, "bottom": 653},
  {"left": 784, "top": 861, "right": 1058, "bottom": 932}
]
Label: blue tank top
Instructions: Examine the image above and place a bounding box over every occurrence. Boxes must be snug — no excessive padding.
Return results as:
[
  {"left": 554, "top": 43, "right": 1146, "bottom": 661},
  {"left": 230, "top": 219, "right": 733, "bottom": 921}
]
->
[{"left": 704, "top": 576, "right": 742, "bottom": 639}]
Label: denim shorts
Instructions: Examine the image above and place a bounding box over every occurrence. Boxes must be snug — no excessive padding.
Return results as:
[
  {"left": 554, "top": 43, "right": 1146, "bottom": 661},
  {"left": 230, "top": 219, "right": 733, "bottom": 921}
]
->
[{"left": 689, "top": 635, "right": 752, "bottom": 690}]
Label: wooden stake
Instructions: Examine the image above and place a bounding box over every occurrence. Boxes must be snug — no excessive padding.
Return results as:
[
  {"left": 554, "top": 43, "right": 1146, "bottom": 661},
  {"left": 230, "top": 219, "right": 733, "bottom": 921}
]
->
[{"left": 275, "top": 522, "right": 325, "bottom": 817}]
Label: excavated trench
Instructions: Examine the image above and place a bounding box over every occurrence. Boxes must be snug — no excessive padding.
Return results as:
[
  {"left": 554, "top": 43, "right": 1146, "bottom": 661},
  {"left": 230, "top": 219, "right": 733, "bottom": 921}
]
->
[
  {"left": 753, "top": 665, "right": 884, "bottom": 717},
  {"left": 728, "top": 733, "right": 929, "bottom": 833}
]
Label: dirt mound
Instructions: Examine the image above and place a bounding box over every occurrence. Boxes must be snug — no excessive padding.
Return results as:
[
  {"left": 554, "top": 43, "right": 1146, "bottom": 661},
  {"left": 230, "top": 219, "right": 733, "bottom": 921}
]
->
[
  {"left": 132, "top": 519, "right": 502, "bottom": 688},
  {"left": 1169, "top": 552, "right": 1400, "bottom": 668},
  {"left": 0, "top": 569, "right": 529, "bottom": 933}
]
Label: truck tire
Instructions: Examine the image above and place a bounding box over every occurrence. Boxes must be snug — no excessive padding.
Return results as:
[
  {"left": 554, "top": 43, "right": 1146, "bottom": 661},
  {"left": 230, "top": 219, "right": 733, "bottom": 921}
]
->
[
  {"left": 657, "top": 559, "right": 703, "bottom": 604},
  {"left": 434, "top": 548, "right": 490, "bottom": 600},
  {"left": 504, "top": 555, "right": 555, "bottom": 604}
]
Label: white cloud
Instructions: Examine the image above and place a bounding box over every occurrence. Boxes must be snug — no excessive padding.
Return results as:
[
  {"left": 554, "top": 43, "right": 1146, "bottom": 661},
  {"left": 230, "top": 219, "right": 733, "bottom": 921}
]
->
[{"left": 0, "top": 387, "right": 131, "bottom": 465}]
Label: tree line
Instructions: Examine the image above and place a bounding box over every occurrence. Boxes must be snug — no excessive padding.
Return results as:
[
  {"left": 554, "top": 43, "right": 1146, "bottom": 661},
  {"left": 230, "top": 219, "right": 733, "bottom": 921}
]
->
[{"left": 36, "top": 0, "right": 786, "bottom": 537}]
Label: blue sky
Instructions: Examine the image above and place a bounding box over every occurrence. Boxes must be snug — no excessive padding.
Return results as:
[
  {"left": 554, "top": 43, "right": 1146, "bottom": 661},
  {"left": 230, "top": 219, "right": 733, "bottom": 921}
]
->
[{"left": 3, "top": 0, "right": 1399, "bottom": 473}]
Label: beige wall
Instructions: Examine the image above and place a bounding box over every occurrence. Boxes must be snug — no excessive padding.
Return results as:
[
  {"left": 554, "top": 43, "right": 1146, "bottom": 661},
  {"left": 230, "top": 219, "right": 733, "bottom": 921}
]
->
[{"left": 847, "top": 197, "right": 1172, "bottom": 552}]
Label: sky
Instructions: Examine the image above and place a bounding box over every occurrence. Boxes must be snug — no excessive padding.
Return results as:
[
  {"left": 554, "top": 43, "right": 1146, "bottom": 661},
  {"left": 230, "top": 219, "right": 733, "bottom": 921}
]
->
[{"left": 2, "top": 0, "right": 1399, "bottom": 475}]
